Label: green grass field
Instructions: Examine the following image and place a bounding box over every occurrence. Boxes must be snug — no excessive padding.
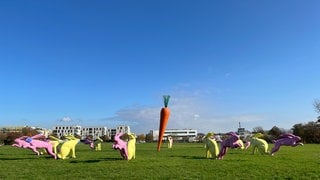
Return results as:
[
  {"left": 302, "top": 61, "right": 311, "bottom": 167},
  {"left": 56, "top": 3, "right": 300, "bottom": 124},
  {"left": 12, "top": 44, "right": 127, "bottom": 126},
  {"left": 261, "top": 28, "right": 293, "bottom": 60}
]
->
[{"left": 0, "top": 142, "right": 319, "bottom": 179}]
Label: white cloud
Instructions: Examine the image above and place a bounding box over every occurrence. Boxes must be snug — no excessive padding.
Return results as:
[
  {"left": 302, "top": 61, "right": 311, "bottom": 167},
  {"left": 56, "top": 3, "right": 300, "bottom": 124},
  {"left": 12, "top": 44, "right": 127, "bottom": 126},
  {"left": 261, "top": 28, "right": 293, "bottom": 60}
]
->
[
  {"left": 61, "top": 117, "right": 72, "bottom": 122},
  {"left": 101, "top": 91, "right": 267, "bottom": 134}
]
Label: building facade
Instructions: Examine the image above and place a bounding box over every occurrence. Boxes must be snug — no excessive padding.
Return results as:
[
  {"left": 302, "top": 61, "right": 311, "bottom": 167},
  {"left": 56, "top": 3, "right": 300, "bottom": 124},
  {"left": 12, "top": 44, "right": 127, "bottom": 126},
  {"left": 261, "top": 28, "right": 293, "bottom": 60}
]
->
[
  {"left": 0, "top": 126, "right": 25, "bottom": 133},
  {"left": 81, "top": 126, "right": 108, "bottom": 139},
  {"left": 52, "top": 125, "right": 130, "bottom": 140},
  {"left": 108, "top": 125, "right": 131, "bottom": 139},
  {"left": 52, "top": 125, "right": 82, "bottom": 138},
  {"left": 150, "top": 129, "right": 198, "bottom": 142}
]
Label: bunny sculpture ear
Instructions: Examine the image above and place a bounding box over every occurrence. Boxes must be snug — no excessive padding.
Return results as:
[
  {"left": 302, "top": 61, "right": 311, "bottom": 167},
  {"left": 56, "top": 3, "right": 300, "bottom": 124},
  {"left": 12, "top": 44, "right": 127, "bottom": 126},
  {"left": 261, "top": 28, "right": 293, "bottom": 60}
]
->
[
  {"left": 205, "top": 132, "right": 214, "bottom": 138},
  {"left": 227, "top": 132, "right": 238, "bottom": 137},
  {"left": 252, "top": 133, "right": 264, "bottom": 138},
  {"left": 49, "top": 135, "right": 63, "bottom": 143},
  {"left": 245, "top": 141, "right": 251, "bottom": 149},
  {"left": 31, "top": 134, "right": 45, "bottom": 139}
]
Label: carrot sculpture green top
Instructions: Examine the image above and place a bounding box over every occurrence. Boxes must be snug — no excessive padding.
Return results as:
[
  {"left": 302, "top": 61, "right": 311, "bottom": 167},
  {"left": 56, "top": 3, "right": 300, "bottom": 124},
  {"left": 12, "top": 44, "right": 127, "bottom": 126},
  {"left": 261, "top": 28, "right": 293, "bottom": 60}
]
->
[{"left": 157, "top": 95, "right": 171, "bottom": 151}]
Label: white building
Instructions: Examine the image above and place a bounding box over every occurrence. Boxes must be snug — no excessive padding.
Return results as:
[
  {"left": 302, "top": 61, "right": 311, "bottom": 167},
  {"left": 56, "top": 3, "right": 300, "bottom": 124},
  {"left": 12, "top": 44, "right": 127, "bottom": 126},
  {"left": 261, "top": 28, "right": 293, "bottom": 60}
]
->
[
  {"left": 237, "top": 122, "right": 250, "bottom": 139},
  {"left": 52, "top": 125, "right": 130, "bottom": 140},
  {"left": 34, "top": 127, "right": 51, "bottom": 137},
  {"left": 81, "top": 126, "right": 108, "bottom": 140},
  {"left": 52, "top": 125, "right": 82, "bottom": 138},
  {"left": 150, "top": 129, "right": 198, "bottom": 142},
  {"left": 116, "top": 125, "right": 130, "bottom": 134},
  {"left": 108, "top": 125, "right": 131, "bottom": 139}
]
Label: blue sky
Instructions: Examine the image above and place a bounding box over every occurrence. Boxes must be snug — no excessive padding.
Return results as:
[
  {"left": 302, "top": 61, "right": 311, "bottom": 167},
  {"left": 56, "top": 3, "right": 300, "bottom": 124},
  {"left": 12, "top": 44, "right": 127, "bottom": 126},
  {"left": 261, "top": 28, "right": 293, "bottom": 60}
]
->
[{"left": 1, "top": 0, "right": 319, "bottom": 134}]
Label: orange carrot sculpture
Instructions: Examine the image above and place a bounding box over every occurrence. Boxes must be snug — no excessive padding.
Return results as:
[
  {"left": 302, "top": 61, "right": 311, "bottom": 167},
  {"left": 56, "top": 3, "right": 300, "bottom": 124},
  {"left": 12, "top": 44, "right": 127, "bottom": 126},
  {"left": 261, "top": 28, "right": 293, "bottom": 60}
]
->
[{"left": 157, "top": 95, "right": 171, "bottom": 151}]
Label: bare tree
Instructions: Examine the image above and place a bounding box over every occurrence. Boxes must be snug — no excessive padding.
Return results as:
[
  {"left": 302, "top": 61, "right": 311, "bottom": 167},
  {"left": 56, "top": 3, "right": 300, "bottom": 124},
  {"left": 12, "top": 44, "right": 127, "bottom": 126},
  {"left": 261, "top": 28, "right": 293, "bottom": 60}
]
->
[
  {"left": 145, "top": 133, "right": 154, "bottom": 142},
  {"left": 136, "top": 134, "right": 145, "bottom": 142},
  {"left": 268, "top": 126, "right": 282, "bottom": 138},
  {"left": 313, "top": 99, "right": 320, "bottom": 114},
  {"left": 252, "top": 126, "right": 264, "bottom": 133}
]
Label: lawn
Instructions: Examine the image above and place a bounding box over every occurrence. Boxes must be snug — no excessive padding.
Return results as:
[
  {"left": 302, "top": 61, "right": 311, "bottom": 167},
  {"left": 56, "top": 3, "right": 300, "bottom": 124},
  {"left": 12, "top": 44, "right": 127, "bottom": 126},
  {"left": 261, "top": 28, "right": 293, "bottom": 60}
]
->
[{"left": 0, "top": 142, "right": 319, "bottom": 179}]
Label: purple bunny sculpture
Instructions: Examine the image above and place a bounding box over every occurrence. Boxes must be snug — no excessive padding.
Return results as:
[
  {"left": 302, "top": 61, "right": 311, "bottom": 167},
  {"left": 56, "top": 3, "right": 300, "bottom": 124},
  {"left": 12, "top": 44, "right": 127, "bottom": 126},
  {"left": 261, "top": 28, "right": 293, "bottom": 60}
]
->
[{"left": 271, "top": 133, "right": 303, "bottom": 156}]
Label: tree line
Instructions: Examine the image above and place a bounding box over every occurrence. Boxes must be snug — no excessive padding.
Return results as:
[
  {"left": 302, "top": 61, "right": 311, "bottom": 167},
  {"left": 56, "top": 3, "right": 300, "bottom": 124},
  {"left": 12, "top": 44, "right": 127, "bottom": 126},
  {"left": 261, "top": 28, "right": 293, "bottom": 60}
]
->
[
  {"left": 1, "top": 100, "right": 320, "bottom": 144},
  {"left": 1, "top": 121, "right": 319, "bottom": 145},
  {"left": 251, "top": 99, "right": 320, "bottom": 143},
  {"left": 251, "top": 120, "right": 320, "bottom": 144}
]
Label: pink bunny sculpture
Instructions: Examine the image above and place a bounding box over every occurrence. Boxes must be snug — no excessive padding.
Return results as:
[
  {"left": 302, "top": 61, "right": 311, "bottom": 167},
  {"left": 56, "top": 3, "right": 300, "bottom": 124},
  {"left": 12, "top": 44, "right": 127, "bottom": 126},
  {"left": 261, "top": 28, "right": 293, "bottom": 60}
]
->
[
  {"left": 30, "top": 134, "right": 63, "bottom": 155},
  {"left": 270, "top": 133, "right": 303, "bottom": 156},
  {"left": 26, "top": 137, "right": 57, "bottom": 159},
  {"left": 112, "top": 133, "right": 128, "bottom": 160},
  {"left": 12, "top": 136, "right": 40, "bottom": 155},
  {"left": 218, "top": 132, "right": 242, "bottom": 160},
  {"left": 48, "top": 135, "right": 63, "bottom": 154}
]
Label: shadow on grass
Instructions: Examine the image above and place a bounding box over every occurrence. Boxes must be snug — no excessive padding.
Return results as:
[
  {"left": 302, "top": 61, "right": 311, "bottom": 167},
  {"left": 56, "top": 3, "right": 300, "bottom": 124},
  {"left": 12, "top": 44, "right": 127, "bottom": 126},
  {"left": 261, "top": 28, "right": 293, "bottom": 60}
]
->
[
  {"left": 69, "top": 159, "right": 101, "bottom": 163},
  {"left": 99, "top": 157, "right": 127, "bottom": 161},
  {"left": 169, "top": 155, "right": 252, "bottom": 162},
  {"left": 0, "top": 154, "right": 59, "bottom": 160},
  {"left": 0, "top": 157, "right": 38, "bottom": 160},
  {"left": 69, "top": 157, "right": 124, "bottom": 163},
  {"left": 170, "top": 155, "right": 206, "bottom": 159}
]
